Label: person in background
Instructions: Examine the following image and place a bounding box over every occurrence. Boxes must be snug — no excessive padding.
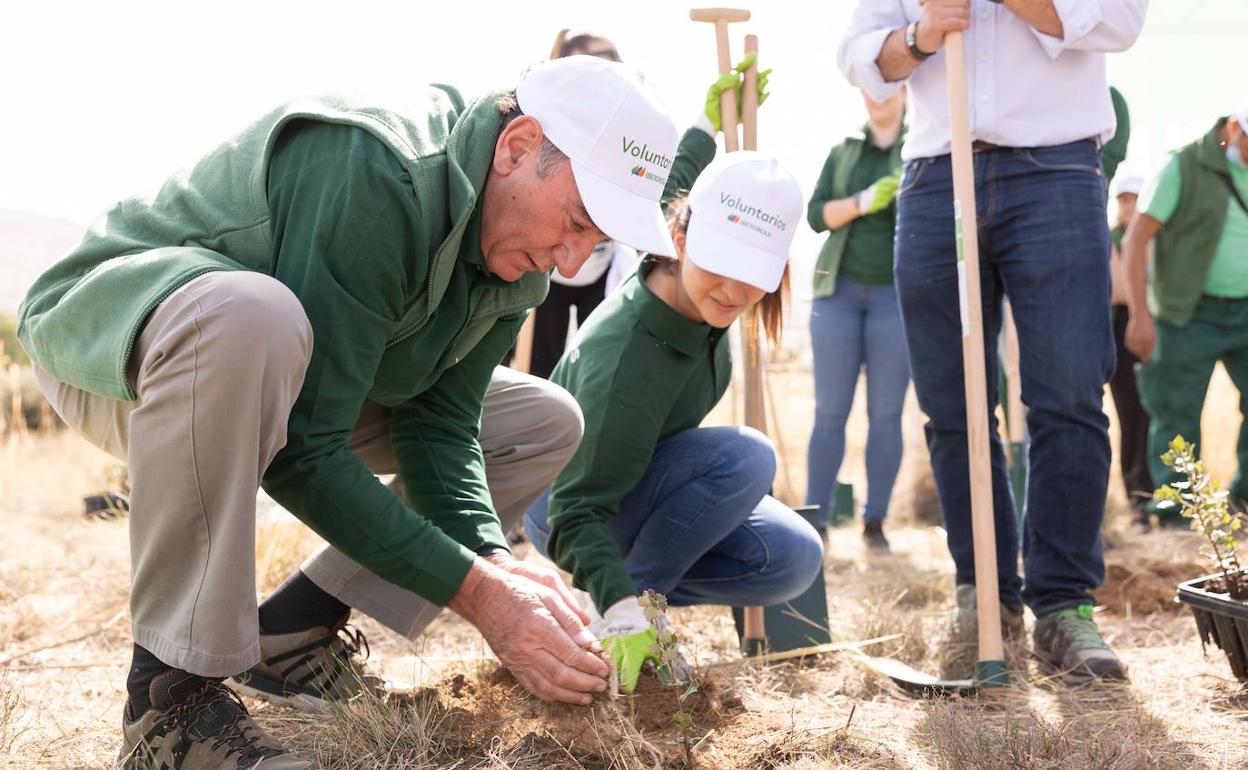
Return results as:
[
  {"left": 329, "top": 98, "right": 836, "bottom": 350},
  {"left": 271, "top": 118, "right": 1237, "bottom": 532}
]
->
[
  {"left": 526, "top": 31, "right": 641, "bottom": 378},
  {"left": 840, "top": 0, "right": 1147, "bottom": 683},
  {"left": 1102, "top": 87, "right": 1131, "bottom": 188},
  {"left": 804, "top": 87, "right": 909, "bottom": 552},
  {"left": 1107, "top": 173, "right": 1154, "bottom": 530},
  {"left": 1124, "top": 104, "right": 1248, "bottom": 525}
]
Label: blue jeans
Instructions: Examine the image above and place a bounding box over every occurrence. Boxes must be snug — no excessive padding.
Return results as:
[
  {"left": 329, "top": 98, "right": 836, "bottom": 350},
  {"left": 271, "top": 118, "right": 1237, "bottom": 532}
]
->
[
  {"left": 805, "top": 278, "right": 911, "bottom": 523},
  {"left": 524, "top": 426, "right": 824, "bottom": 607},
  {"left": 894, "top": 140, "right": 1115, "bottom": 615}
]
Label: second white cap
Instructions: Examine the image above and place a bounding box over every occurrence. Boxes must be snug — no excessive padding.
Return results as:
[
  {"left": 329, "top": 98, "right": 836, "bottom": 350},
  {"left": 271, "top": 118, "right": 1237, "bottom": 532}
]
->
[{"left": 685, "top": 152, "right": 803, "bottom": 293}]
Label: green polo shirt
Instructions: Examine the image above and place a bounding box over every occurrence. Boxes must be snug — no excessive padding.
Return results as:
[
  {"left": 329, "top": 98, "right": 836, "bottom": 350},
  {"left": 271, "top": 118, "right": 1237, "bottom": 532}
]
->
[
  {"left": 839, "top": 127, "right": 901, "bottom": 286},
  {"left": 546, "top": 258, "right": 732, "bottom": 612},
  {"left": 1141, "top": 153, "right": 1248, "bottom": 299}
]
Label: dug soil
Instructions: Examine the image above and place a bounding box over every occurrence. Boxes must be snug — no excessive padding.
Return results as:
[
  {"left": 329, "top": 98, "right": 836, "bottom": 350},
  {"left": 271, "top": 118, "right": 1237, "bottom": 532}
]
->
[
  {"left": 1093, "top": 556, "right": 1205, "bottom": 616},
  {"left": 425, "top": 665, "right": 768, "bottom": 769}
]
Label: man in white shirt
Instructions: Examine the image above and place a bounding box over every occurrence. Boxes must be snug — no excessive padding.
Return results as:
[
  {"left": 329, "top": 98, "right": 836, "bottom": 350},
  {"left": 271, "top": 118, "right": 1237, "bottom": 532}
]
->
[{"left": 839, "top": 0, "right": 1147, "bottom": 683}]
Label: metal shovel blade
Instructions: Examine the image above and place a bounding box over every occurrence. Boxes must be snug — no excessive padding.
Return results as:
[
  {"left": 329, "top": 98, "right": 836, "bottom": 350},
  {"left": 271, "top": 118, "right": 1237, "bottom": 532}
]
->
[{"left": 858, "top": 655, "right": 977, "bottom": 698}]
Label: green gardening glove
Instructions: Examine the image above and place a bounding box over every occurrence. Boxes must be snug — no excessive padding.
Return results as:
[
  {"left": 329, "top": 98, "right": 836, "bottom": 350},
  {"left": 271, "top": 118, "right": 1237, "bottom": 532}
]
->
[
  {"left": 703, "top": 52, "right": 772, "bottom": 133},
  {"left": 855, "top": 171, "right": 901, "bottom": 215},
  {"left": 601, "top": 627, "right": 659, "bottom": 694}
]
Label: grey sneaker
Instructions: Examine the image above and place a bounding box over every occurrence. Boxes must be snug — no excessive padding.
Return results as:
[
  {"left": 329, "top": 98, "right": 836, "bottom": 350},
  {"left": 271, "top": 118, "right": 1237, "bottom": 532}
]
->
[
  {"left": 1033, "top": 604, "right": 1127, "bottom": 683},
  {"left": 118, "top": 671, "right": 309, "bottom": 769},
  {"left": 231, "top": 616, "right": 384, "bottom": 713},
  {"left": 938, "top": 584, "right": 1026, "bottom": 680}
]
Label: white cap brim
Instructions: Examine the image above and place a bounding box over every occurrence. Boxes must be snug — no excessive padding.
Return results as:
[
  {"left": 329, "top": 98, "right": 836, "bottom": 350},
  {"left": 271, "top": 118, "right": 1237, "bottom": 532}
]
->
[
  {"left": 685, "top": 219, "right": 786, "bottom": 293},
  {"left": 571, "top": 159, "right": 676, "bottom": 258}
]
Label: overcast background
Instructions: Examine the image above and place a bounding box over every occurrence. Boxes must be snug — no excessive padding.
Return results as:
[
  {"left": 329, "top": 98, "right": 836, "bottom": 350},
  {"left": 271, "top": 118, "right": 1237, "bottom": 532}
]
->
[{"left": 2, "top": 0, "right": 1244, "bottom": 317}]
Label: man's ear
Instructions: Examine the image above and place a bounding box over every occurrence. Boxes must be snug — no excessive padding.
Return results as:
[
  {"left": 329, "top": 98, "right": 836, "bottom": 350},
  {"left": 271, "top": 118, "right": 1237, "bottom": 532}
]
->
[{"left": 492, "top": 115, "right": 545, "bottom": 176}]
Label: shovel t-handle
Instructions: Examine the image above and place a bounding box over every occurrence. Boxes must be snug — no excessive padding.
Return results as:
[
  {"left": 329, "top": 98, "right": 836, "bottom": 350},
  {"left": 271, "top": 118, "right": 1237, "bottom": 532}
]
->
[{"left": 690, "top": 8, "right": 751, "bottom": 152}]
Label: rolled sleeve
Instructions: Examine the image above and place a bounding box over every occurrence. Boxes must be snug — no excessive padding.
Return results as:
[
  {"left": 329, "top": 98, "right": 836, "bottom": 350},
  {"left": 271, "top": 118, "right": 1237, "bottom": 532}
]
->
[
  {"left": 1032, "top": 0, "right": 1148, "bottom": 59},
  {"left": 838, "top": 26, "right": 904, "bottom": 101}
]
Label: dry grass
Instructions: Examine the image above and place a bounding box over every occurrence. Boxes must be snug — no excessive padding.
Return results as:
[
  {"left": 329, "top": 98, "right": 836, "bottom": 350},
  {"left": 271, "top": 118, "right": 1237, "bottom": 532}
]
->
[
  {"left": 0, "top": 673, "right": 26, "bottom": 755},
  {"left": 4, "top": 364, "right": 1248, "bottom": 768}
]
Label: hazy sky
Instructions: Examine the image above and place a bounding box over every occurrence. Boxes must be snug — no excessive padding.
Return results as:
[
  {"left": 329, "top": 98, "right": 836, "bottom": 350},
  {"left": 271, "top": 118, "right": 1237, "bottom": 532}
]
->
[{"left": 1, "top": 0, "right": 1244, "bottom": 274}]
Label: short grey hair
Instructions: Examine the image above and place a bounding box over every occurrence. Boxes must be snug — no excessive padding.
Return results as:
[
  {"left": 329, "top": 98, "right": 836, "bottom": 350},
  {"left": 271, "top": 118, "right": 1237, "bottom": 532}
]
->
[{"left": 495, "top": 91, "right": 569, "bottom": 178}]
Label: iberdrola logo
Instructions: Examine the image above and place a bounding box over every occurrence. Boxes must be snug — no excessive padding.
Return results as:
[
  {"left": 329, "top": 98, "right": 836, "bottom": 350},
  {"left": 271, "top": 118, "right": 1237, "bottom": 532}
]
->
[
  {"left": 621, "top": 136, "right": 671, "bottom": 186},
  {"left": 720, "top": 191, "right": 788, "bottom": 237}
]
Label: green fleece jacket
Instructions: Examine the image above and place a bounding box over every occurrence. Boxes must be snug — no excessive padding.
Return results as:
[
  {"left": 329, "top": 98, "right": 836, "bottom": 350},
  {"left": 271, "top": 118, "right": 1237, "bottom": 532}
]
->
[
  {"left": 1151, "top": 119, "right": 1238, "bottom": 326},
  {"left": 18, "top": 88, "right": 549, "bottom": 605},
  {"left": 807, "top": 126, "right": 906, "bottom": 299}
]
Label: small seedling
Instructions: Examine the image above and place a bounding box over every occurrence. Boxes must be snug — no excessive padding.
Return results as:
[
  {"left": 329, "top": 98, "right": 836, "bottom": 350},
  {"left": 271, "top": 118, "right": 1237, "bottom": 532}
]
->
[
  {"left": 1156, "top": 435, "right": 1248, "bottom": 600},
  {"left": 639, "top": 589, "right": 700, "bottom": 768}
]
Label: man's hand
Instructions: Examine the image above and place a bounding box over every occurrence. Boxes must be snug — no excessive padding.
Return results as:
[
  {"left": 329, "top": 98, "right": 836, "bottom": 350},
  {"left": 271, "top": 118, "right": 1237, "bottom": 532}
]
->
[
  {"left": 596, "top": 598, "right": 659, "bottom": 694},
  {"left": 916, "top": 0, "right": 971, "bottom": 53},
  {"left": 482, "top": 552, "right": 592, "bottom": 626},
  {"left": 1125, "top": 310, "right": 1156, "bottom": 362},
  {"left": 856, "top": 172, "right": 901, "bottom": 215},
  {"left": 448, "top": 559, "right": 609, "bottom": 705},
  {"left": 704, "top": 52, "right": 771, "bottom": 133}
]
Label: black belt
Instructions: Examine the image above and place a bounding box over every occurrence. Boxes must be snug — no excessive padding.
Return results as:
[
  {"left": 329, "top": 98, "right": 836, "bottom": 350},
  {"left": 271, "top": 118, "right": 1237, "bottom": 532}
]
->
[
  {"left": 969, "top": 137, "right": 1101, "bottom": 154},
  {"left": 1203, "top": 294, "right": 1248, "bottom": 304},
  {"left": 971, "top": 140, "right": 1010, "bottom": 153}
]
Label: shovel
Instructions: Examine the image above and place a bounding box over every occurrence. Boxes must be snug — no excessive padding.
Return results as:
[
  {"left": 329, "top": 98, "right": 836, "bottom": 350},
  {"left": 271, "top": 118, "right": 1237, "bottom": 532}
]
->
[{"left": 861, "top": 29, "right": 1008, "bottom": 697}]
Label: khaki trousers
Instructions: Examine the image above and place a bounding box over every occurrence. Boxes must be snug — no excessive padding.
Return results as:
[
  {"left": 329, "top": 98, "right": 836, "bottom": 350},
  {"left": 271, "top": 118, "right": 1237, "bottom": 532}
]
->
[{"left": 36, "top": 271, "right": 583, "bottom": 677}]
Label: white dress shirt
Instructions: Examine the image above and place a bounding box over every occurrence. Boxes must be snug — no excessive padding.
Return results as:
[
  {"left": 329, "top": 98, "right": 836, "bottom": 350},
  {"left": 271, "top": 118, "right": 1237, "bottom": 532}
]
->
[{"left": 838, "top": 0, "right": 1148, "bottom": 161}]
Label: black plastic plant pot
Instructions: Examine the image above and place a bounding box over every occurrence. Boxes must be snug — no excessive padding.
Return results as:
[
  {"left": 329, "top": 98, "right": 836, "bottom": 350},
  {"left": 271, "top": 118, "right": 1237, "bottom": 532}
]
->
[{"left": 1176, "top": 572, "right": 1248, "bottom": 682}]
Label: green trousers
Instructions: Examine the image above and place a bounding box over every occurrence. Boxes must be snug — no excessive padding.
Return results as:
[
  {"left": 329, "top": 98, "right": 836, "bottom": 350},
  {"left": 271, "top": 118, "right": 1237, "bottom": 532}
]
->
[{"left": 1138, "top": 296, "right": 1248, "bottom": 515}]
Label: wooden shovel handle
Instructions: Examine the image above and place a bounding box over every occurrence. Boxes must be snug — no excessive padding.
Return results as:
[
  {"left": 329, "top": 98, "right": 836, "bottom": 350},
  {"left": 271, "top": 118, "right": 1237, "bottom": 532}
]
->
[{"left": 945, "top": 31, "right": 1004, "bottom": 665}]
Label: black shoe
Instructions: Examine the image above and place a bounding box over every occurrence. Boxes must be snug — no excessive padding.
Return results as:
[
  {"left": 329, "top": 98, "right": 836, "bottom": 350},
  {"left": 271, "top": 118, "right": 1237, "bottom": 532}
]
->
[{"left": 863, "top": 520, "right": 890, "bottom": 551}]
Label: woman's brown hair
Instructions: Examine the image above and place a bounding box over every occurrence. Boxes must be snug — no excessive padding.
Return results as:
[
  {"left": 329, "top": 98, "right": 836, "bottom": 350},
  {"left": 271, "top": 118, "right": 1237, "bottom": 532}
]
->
[{"left": 665, "top": 197, "right": 789, "bottom": 347}]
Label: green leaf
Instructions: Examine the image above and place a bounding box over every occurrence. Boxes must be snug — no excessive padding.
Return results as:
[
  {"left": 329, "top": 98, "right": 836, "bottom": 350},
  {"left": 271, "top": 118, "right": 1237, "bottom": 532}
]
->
[{"left": 673, "top": 711, "right": 693, "bottom": 732}]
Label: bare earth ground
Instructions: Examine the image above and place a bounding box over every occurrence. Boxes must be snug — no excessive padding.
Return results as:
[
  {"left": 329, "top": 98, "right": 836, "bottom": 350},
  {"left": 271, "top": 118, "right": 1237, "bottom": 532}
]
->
[{"left": 3, "top": 364, "right": 1248, "bottom": 769}]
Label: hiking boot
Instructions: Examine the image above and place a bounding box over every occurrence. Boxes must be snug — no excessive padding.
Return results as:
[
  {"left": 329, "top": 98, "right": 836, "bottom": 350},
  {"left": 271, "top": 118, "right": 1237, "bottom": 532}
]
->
[
  {"left": 862, "top": 520, "right": 890, "bottom": 552},
  {"left": 938, "top": 584, "right": 1026, "bottom": 680},
  {"left": 1033, "top": 604, "right": 1127, "bottom": 683},
  {"left": 118, "top": 670, "right": 309, "bottom": 769},
  {"left": 230, "top": 615, "right": 384, "bottom": 713}
]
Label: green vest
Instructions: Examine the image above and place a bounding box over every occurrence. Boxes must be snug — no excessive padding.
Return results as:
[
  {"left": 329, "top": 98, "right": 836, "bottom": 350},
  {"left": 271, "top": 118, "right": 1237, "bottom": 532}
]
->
[
  {"left": 809, "top": 129, "right": 905, "bottom": 299},
  {"left": 19, "top": 88, "right": 547, "bottom": 400},
  {"left": 1151, "top": 119, "right": 1235, "bottom": 327}
]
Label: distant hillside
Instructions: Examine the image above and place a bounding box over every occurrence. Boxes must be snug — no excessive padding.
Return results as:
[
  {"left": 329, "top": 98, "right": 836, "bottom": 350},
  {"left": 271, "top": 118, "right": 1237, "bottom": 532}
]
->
[{"left": 0, "top": 208, "right": 85, "bottom": 312}]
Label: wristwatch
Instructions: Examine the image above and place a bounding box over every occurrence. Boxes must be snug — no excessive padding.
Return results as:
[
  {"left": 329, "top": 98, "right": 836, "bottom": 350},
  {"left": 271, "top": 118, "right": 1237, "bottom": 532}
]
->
[{"left": 905, "top": 21, "right": 935, "bottom": 60}]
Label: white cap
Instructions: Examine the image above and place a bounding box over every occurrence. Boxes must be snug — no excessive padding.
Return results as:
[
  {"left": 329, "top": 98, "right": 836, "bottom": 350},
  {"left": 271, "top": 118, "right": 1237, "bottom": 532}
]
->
[
  {"left": 685, "top": 152, "right": 803, "bottom": 293},
  {"left": 1236, "top": 104, "right": 1248, "bottom": 131},
  {"left": 517, "top": 55, "right": 679, "bottom": 257},
  {"left": 1112, "top": 173, "right": 1145, "bottom": 198}
]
